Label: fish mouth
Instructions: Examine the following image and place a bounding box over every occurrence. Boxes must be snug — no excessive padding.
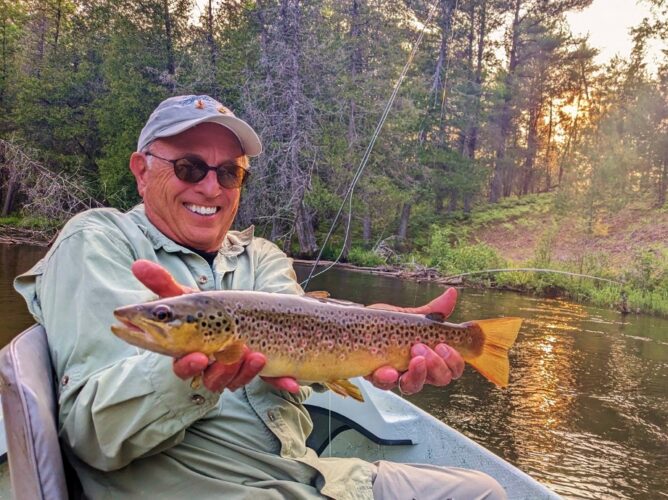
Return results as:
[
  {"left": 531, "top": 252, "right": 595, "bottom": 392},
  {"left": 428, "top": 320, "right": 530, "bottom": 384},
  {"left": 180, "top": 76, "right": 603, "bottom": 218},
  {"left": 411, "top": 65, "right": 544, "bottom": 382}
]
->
[{"left": 115, "top": 317, "right": 145, "bottom": 333}]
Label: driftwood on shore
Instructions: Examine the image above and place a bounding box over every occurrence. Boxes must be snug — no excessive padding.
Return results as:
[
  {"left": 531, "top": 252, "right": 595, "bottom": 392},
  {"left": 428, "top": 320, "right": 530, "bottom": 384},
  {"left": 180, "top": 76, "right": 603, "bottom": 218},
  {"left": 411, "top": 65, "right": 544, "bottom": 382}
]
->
[
  {"left": 293, "top": 259, "right": 464, "bottom": 285},
  {"left": 0, "top": 226, "right": 57, "bottom": 246}
]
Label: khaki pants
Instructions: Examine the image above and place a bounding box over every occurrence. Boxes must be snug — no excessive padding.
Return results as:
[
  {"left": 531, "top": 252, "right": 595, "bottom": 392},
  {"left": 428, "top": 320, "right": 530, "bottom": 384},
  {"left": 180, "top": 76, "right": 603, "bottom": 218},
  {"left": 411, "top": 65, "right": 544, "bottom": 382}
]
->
[{"left": 371, "top": 461, "right": 507, "bottom": 500}]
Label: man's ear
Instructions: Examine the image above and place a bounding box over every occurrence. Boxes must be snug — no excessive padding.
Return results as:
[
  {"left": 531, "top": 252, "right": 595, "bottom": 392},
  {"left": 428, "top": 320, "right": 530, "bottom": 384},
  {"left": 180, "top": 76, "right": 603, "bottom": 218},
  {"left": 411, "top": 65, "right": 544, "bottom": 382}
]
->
[{"left": 129, "top": 152, "right": 149, "bottom": 198}]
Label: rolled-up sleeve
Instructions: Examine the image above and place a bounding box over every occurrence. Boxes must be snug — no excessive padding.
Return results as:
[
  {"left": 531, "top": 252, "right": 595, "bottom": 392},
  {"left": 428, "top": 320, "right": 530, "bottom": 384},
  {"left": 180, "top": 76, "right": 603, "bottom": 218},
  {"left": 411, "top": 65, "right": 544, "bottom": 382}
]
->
[
  {"left": 20, "top": 227, "right": 220, "bottom": 471},
  {"left": 251, "top": 238, "right": 304, "bottom": 295}
]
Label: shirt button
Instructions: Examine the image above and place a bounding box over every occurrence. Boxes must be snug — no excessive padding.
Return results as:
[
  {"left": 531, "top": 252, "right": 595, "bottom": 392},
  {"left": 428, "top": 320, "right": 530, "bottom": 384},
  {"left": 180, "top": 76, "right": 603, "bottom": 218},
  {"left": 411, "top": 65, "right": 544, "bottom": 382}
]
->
[
  {"left": 198, "top": 275, "right": 208, "bottom": 285},
  {"left": 191, "top": 394, "right": 205, "bottom": 405},
  {"left": 61, "top": 375, "right": 69, "bottom": 386},
  {"left": 267, "top": 410, "right": 276, "bottom": 422}
]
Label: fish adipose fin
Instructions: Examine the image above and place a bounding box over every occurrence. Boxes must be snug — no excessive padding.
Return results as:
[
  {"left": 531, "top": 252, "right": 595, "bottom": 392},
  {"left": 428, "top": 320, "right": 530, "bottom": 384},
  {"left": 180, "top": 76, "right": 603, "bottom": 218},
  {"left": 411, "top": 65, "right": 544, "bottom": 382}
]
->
[
  {"left": 304, "top": 290, "right": 331, "bottom": 299},
  {"left": 213, "top": 341, "right": 246, "bottom": 364},
  {"left": 467, "top": 317, "right": 522, "bottom": 388},
  {"left": 425, "top": 312, "right": 446, "bottom": 322},
  {"left": 324, "top": 379, "right": 364, "bottom": 402}
]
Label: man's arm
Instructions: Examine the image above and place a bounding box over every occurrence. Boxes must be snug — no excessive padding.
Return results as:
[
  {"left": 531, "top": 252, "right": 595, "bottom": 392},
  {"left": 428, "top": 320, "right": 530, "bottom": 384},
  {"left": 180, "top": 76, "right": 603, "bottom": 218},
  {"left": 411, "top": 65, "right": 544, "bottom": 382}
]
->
[{"left": 35, "top": 229, "right": 221, "bottom": 471}]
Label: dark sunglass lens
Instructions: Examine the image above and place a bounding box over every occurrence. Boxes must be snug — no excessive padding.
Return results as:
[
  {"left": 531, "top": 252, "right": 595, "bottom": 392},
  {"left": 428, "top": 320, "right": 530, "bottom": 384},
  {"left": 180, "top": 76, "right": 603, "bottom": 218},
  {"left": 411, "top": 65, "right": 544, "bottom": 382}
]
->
[
  {"left": 217, "top": 166, "right": 246, "bottom": 189},
  {"left": 174, "top": 159, "right": 208, "bottom": 183}
]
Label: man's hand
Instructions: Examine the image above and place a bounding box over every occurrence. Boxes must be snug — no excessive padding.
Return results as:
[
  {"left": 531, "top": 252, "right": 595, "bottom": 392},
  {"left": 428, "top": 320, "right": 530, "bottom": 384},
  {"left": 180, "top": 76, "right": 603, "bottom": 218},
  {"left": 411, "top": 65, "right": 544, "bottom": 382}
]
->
[
  {"left": 132, "top": 260, "right": 300, "bottom": 393},
  {"left": 365, "top": 287, "right": 465, "bottom": 395}
]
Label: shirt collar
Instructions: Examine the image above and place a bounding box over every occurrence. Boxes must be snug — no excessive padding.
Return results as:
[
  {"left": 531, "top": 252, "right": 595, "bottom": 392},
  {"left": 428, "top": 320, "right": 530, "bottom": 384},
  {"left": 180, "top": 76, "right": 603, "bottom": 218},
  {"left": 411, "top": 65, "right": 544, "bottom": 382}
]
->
[{"left": 128, "top": 204, "right": 255, "bottom": 257}]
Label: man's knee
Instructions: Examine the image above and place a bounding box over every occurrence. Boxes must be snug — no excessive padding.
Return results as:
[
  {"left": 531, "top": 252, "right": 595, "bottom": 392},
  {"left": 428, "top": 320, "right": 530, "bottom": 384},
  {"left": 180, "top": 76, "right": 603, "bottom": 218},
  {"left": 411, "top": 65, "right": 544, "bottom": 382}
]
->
[
  {"left": 463, "top": 469, "right": 506, "bottom": 499},
  {"left": 372, "top": 460, "right": 507, "bottom": 499}
]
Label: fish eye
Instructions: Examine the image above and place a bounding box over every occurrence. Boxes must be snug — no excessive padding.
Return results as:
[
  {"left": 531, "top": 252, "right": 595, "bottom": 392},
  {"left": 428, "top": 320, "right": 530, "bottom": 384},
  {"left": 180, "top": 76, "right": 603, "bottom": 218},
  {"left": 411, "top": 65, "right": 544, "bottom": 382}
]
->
[{"left": 152, "top": 305, "right": 174, "bottom": 322}]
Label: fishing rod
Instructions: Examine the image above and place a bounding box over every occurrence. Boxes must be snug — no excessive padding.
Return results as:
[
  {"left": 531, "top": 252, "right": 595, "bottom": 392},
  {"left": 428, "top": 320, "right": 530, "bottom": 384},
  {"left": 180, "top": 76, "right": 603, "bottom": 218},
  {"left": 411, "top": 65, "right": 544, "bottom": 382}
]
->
[{"left": 301, "top": 0, "right": 444, "bottom": 290}]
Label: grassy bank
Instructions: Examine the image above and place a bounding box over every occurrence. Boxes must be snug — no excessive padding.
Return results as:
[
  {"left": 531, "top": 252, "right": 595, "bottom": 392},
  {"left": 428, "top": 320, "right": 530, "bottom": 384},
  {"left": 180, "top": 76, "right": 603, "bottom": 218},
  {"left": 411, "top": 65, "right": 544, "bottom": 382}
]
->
[
  {"left": 321, "top": 194, "right": 668, "bottom": 317},
  {"left": 0, "top": 216, "right": 60, "bottom": 245}
]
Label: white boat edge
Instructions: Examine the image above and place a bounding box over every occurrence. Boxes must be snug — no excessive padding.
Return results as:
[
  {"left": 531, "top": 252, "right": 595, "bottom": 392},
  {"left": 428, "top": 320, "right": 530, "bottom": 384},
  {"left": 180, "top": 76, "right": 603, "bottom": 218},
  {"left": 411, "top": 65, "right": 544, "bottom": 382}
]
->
[{"left": 304, "top": 379, "right": 561, "bottom": 499}]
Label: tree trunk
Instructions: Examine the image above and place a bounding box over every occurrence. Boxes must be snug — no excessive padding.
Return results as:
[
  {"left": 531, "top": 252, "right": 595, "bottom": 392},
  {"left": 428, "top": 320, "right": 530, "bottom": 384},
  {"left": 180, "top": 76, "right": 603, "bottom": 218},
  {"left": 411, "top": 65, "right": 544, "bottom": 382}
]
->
[
  {"left": 161, "top": 0, "right": 176, "bottom": 78},
  {"left": 397, "top": 202, "right": 411, "bottom": 240},
  {"left": 545, "top": 99, "right": 553, "bottom": 191},
  {"left": 490, "top": 0, "right": 521, "bottom": 202},
  {"left": 294, "top": 202, "right": 318, "bottom": 257},
  {"left": 53, "top": 0, "right": 62, "bottom": 53},
  {"left": 448, "top": 189, "right": 458, "bottom": 213},
  {"left": 362, "top": 204, "right": 372, "bottom": 245},
  {"left": 658, "top": 159, "right": 667, "bottom": 207},
  {"left": 206, "top": 0, "right": 217, "bottom": 78},
  {"left": 1, "top": 177, "right": 18, "bottom": 216},
  {"left": 466, "top": 0, "right": 486, "bottom": 161},
  {"left": 522, "top": 102, "right": 541, "bottom": 195}
]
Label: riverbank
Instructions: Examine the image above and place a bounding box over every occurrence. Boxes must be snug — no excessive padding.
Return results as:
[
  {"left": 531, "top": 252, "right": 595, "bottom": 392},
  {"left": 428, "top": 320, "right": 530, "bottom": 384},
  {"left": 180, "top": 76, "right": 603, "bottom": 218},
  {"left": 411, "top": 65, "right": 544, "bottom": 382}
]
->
[
  {"left": 0, "top": 217, "right": 58, "bottom": 246},
  {"left": 298, "top": 195, "right": 668, "bottom": 318}
]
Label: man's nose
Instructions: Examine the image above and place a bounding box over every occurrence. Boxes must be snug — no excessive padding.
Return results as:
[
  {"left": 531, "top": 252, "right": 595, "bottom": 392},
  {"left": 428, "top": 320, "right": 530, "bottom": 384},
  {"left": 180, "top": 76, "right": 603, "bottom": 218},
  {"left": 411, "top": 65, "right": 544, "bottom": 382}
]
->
[{"left": 195, "top": 169, "right": 222, "bottom": 196}]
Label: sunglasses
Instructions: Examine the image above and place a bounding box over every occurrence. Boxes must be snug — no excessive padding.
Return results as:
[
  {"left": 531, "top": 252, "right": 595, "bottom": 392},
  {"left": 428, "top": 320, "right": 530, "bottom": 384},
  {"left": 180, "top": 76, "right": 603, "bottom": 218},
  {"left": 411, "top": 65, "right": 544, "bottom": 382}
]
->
[{"left": 145, "top": 152, "right": 249, "bottom": 189}]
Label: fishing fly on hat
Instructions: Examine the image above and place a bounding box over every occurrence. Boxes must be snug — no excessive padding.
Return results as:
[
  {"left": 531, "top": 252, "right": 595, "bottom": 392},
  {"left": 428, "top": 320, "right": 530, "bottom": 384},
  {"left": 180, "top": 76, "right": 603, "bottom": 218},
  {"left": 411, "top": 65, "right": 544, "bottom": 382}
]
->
[{"left": 137, "top": 95, "right": 263, "bottom": 157}]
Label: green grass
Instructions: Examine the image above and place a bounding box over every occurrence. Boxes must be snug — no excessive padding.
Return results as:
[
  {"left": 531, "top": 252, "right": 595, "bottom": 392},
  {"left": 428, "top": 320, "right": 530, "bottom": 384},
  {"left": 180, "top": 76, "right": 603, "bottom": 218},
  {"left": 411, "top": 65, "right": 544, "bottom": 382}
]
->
[{"left": 0, "top": 215, "right": 61, "bottom": 230}]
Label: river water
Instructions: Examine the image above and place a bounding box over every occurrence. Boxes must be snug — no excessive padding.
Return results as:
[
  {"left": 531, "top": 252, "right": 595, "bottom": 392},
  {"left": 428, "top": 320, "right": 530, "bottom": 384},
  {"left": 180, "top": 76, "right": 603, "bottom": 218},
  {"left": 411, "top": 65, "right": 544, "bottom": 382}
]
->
[{"left": 1, "top": 244, "right": 666, "bottom": 499}]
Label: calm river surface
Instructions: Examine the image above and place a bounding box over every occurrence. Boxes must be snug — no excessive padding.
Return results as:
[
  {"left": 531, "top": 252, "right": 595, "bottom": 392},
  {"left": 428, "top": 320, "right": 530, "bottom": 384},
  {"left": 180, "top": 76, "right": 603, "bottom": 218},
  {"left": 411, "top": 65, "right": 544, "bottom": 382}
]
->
[{"left": 1, "top": 244, "right": 666, "bottom": 499}]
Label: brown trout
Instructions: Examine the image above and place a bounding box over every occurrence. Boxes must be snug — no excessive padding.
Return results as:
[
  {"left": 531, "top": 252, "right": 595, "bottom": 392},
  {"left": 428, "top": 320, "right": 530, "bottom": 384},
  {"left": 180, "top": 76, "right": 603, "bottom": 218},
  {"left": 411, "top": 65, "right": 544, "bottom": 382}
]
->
[{"left": 111, "top": 290, "right": 522, "bottom": 401}]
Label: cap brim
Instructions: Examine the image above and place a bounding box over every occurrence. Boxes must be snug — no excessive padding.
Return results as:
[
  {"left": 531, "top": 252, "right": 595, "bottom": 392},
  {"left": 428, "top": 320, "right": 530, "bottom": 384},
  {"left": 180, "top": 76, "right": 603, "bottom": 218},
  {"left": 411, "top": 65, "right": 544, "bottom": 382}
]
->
[{"left": 155, "top": 115, "right": 263, "bottom": 157}]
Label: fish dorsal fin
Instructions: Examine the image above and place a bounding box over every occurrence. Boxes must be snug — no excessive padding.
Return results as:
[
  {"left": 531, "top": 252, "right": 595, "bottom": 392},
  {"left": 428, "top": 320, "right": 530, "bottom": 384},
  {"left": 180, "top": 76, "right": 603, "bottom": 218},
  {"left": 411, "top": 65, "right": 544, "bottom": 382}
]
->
[
  {"left": 425, "top": 312, "right": 446, "bottom": 322},
  {"left": 324, "top": 379, "right": 364, "bottom": 402},
  {"left": 213, "top": 341, "right": 246, "bottom": 364},
  {"left": 304, "top": 290, "right": 330, "bottom": 299}
]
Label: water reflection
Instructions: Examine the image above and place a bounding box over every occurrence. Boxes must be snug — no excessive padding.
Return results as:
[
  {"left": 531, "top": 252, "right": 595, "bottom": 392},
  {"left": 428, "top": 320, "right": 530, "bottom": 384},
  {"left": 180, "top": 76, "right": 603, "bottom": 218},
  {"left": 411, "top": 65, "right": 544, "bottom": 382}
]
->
[{"left": 0, "top": 244, "right": 46, "bottom": 346}]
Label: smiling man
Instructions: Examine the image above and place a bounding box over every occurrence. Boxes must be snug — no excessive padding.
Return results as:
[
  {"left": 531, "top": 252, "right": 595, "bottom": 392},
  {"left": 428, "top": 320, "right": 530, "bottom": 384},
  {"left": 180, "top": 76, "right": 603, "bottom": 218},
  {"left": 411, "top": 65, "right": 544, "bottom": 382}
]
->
[{"left": 15, "top": 95, "right": 505, "bottom": 499}]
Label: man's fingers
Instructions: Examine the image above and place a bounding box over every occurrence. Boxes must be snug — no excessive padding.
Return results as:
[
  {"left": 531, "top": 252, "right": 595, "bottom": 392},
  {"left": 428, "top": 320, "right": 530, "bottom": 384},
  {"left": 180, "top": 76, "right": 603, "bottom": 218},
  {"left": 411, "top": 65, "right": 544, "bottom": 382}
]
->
[
  {"left": 435, "top": 344, "right": 465, "bottom": 379},
  {"left": 398, "top": 356, "right": 427, "bottom": 395},
  {"left": 412, "top": 343, "right": 452, "bottom": 386},
  {"left": 226, "top": 352, "right": 266, "bottom": 391},
  {"left": 203, "top": 359, "right": 244, "bottom": 392},
  {"left": 132, "top": 259, "right": 194, "bottom": 297},
  {"left": 367, "top": 287, "right": 458, "bottom": 318},
  {"left": 173, "top": 352, "right": 209, "bottom": 379},
  {"left": 262, "top": 376, "right": 301, "bottom": 393},
  {"left": 366, "top": 366, "right": 399, "bottom": 390}
]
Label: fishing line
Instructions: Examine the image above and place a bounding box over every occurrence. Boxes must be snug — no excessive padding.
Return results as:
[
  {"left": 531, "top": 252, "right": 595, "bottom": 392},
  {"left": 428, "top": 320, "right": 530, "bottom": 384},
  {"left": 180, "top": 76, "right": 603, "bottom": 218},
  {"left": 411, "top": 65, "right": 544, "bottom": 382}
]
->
[
  {"left": 301, "top": 0, "right": 441, "bottom": 290},
  {"left": 440, "top": 268, "right": 624, "bottom": 285}
]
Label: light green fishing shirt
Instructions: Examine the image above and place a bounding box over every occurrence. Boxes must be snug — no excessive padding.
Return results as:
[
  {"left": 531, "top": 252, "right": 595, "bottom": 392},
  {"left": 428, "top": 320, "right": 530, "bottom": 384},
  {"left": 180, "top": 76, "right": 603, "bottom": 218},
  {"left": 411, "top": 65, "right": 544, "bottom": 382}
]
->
[{"left": 14, "top": 205, "right": 374, "bottom": 500}]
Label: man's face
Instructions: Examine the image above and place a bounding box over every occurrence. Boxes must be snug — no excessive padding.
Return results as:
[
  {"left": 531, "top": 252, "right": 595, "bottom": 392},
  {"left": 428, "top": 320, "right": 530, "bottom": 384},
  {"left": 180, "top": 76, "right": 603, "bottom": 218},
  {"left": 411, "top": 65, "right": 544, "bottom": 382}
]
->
[{"left": 130, "top": 122, "right": 247, "bottom": 252}]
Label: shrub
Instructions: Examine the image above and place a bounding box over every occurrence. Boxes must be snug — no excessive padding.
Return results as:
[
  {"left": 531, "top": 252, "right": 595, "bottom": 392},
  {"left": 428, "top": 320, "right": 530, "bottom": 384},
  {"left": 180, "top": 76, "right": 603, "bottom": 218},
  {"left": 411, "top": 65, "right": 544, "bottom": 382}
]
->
[{"left": 347, "top": 247, "right": 386, "bottom": 267}]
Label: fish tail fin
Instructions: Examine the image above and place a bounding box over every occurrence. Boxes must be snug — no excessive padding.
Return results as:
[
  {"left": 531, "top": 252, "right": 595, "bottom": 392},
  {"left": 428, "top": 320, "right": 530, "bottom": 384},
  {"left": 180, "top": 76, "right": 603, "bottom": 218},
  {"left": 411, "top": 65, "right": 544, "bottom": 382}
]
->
[
  {"left": 466, "top": 317, "right": 522, "bottom": 388},
  {"left": 324, "top": 379, "right": 364, "bottom": 402}
]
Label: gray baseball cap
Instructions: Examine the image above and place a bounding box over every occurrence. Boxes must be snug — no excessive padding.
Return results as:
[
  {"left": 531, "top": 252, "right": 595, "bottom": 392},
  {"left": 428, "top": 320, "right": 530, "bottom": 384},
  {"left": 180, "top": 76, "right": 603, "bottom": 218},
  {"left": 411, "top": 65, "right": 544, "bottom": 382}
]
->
[{"left": 137, "top": 95, "right": 262, "bottom": 157}]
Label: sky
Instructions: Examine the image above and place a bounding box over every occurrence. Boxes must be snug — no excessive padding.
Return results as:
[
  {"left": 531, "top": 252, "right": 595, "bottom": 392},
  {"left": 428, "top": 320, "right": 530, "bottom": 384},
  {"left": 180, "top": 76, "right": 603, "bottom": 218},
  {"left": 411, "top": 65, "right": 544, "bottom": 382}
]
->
[{"left": 566, "top": 0, "right": 663, "bottom": 69}]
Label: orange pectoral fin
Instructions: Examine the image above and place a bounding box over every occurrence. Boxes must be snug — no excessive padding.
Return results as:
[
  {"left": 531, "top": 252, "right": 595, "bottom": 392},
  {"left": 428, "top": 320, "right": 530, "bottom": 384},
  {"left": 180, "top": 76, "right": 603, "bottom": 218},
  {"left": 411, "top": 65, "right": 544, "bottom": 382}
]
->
[
  {"left": 324, "top": 379, "right": 364, "bottom": 402},
  {"left": 213, "top": 341, "right": 246, "bottom": 364}
]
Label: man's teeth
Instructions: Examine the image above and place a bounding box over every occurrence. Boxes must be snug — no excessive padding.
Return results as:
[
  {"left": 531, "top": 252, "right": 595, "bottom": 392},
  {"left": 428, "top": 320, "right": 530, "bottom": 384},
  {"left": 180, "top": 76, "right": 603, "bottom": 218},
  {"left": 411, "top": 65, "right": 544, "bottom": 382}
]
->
[{"left": 185, "top": 204, "right": 218, "bottom": 215}]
